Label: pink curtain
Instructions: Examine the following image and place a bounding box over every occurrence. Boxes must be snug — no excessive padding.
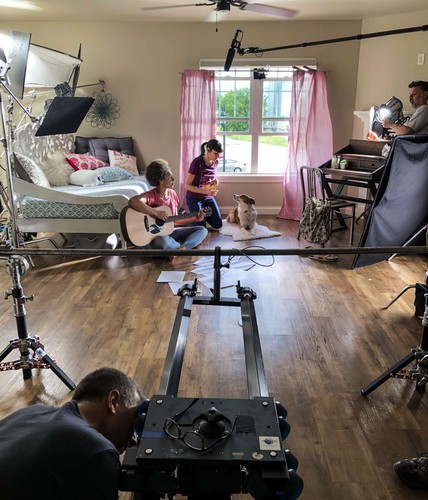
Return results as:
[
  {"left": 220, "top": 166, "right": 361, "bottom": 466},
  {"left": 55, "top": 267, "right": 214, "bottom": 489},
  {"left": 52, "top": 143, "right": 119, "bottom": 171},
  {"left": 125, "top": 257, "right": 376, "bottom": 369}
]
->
[
  {"left": 179, "top": 70, "right": 216, "bottom": 204},
  {"left": 277, "top": 69, "right": 333, "bottom": 220}
]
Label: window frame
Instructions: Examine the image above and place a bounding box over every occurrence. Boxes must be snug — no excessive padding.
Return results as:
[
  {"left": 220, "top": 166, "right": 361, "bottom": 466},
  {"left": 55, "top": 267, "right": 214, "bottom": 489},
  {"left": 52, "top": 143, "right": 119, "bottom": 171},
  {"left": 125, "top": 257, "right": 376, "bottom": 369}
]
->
[{"left": 201, "top": 58, "right": 317, "bottom": 176}]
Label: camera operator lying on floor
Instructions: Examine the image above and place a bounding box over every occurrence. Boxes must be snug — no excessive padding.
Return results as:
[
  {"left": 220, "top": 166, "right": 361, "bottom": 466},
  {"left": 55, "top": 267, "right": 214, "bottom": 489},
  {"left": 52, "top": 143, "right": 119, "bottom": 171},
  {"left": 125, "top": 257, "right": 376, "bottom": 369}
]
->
[{"left": 0, "top": 368, "right": 148, "bottom": 500}]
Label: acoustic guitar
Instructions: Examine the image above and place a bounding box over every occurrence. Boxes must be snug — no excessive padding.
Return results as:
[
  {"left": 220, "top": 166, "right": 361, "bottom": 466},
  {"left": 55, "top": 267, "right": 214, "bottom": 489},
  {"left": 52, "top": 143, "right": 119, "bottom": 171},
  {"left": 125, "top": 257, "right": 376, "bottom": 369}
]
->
[{"left": 120, "top": 205, "right": 212, "bottom": 247}]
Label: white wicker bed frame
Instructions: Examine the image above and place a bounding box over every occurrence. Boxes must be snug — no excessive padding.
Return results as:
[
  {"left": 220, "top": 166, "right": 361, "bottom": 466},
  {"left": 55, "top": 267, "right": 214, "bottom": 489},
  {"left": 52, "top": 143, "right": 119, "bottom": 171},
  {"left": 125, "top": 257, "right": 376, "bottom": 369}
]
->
[{"left": 11, "top": 123, "right": 145, "bottom": 248}]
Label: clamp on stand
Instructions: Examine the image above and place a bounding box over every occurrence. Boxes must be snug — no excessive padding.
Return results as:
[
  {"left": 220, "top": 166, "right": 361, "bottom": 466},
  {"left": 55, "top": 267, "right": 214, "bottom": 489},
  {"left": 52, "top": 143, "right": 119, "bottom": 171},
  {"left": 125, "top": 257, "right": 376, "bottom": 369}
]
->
[
  {"left": 361, "top": 294, "right": 428, "bottom": 396},
  {"left": 0, "top": 256, "right": 75, "bottom": 390}
]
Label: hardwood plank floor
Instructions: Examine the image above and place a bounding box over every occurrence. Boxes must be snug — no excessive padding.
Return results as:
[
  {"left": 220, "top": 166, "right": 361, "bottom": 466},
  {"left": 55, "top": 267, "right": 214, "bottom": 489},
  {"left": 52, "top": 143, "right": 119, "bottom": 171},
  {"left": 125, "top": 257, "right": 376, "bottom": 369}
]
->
[{"left": 0, "top": 216, "right": 427, "bottom": 499}]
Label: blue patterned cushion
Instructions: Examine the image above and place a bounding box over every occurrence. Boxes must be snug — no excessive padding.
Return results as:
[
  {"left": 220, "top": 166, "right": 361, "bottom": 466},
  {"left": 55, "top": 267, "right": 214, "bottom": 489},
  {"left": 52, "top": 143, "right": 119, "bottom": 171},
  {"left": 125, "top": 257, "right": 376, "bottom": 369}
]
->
[
  {"left": 21, "top": 197, "right": 118, "bottom": 219},
  {"left": 98, "top": 166, "right": 134, "bottom": 183}
]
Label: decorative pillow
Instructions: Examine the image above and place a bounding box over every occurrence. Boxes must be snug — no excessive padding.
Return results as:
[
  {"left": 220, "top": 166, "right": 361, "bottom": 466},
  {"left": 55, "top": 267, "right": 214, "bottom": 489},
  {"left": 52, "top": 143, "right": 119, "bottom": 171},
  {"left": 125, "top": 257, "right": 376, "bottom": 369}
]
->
[
  {"left": 74, "top": 136, "right": 97, "bottom": 155},
  {"left": 89, "top": 137, "right": 134, "bottom": 164},
  {"left": 13, "top": 154, "right": 33, "bottom": 183},
  {"left": 69, "top": 169, "right": 103, "bottom": 187},
  {"left": 14, "top": 152, "right": 50, "bottom": 188},
  {"left": 98, "top": 166, "right": 134, "bottom": 183},
  {"left": 108, "top": 150, "right": 139, "bottom": 175},
  {"left": 39, "top": 151, "right": 74, "bottom": 186},
  {"left": 65, "top": 153, "right": 106, "bottom": 171}
]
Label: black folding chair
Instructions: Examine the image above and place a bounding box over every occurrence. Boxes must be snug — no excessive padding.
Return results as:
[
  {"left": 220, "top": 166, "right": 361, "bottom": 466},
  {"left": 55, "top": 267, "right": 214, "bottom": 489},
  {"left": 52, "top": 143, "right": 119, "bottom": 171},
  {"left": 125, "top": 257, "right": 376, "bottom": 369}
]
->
[{"left": 297, "top": 166, "right": 356, "bottom": 245}]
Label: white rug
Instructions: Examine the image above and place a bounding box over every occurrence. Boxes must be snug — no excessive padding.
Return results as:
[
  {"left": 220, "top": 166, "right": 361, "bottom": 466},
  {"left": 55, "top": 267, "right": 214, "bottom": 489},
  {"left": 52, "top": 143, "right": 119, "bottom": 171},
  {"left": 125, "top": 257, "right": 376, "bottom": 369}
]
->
[{"left": 220, "top": 221, "right": 282, "bottom": 241}]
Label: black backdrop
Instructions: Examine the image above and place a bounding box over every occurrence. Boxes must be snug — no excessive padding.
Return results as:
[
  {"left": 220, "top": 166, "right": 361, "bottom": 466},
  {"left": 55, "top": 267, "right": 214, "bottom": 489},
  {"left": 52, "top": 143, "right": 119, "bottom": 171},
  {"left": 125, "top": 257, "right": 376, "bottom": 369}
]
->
[{"left": 353, "top": 135, "right": 428, "bottom": 268}]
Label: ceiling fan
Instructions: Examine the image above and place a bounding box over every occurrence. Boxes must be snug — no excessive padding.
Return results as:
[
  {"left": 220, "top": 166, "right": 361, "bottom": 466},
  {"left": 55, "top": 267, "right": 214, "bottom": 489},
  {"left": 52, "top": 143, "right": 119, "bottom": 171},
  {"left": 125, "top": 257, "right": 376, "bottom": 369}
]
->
[{"left": 141, "top": 1, "right": 298, "bottom": 20}]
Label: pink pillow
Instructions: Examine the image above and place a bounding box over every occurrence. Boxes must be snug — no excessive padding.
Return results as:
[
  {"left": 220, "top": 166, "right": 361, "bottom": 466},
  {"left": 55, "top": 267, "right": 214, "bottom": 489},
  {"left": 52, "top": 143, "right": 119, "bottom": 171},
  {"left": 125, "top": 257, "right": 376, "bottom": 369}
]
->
[
  {"left": 65, "top": 153, "right": 106, "bottom": 171},
  {"left": 108, "top": 150, "right": 139, "bottom": 175}
]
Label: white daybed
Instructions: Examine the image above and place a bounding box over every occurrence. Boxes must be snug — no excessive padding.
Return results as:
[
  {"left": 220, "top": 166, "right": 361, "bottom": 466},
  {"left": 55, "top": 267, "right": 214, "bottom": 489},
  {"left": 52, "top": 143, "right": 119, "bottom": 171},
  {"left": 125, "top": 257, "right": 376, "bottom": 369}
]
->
[
  {"left": 13, "top": 176, "right": 149, "bottom": 246},
  {"left": 11, "top": 124, "right": 150, "bottom": 248}
]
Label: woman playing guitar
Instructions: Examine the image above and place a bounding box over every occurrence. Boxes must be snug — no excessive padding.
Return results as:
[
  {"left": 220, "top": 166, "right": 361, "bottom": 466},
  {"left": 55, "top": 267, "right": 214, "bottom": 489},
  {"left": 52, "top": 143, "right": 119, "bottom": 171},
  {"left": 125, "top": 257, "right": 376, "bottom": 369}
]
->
[{"left": 126, "top": 159, "right": 208, "bottom": 250}]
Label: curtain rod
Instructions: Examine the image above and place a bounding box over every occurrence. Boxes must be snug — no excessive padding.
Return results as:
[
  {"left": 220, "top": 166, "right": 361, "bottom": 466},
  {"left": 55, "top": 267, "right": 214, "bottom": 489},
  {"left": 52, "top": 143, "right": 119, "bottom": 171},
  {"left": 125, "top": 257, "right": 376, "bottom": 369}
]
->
[{"left": 238, "top": 24, "right": 428, "bottom": 55}]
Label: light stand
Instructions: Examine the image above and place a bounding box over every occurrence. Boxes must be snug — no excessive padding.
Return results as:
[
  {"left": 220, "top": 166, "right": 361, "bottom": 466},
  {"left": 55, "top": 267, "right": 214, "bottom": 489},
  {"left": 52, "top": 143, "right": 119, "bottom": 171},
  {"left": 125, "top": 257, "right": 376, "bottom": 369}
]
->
[
  {"left": 361, "top": 294, "right": 428, "bottom": 396},
  {"left": 0, "top": 255, "right": 75, "bottom": 390},
  {"left": 0, "top": 62, "right": 94, "bottom": 253},
  {"left": 0, "top": 79, "right": 27, "bottom": 249}
]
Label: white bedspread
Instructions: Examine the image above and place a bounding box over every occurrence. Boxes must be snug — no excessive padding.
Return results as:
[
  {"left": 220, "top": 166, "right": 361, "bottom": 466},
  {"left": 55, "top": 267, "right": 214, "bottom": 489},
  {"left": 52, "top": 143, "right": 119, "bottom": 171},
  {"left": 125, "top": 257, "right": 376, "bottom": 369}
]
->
[{"left": 52, "top": 175, "right": 150, "bottom": 198}]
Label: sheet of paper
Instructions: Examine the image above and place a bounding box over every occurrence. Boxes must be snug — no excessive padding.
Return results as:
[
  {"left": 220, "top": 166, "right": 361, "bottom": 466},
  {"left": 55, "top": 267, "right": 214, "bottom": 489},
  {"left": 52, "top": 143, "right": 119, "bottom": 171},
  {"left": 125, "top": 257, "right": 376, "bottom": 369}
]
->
[{"left": 156, "top": 271, "right": 186, "bottom": 283}]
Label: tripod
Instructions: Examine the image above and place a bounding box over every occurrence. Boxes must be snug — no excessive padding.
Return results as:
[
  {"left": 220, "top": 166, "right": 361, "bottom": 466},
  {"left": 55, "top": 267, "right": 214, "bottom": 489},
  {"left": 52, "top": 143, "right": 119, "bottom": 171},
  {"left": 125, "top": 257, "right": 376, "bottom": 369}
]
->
[
  {"left": 0, "top": 255, "right": 75, "bottom": 390},
  {"left": 361, "top": 294, "right": 428, "bottom": 396}
]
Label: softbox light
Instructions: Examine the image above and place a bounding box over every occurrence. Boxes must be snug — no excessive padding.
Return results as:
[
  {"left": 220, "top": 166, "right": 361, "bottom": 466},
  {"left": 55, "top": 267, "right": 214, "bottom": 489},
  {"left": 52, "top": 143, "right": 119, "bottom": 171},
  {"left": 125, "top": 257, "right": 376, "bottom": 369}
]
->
[
  {"left": 7, "top": 31, "right": 31, "bottom": 99},
  {"left": 25, "top": 43, "right": 82, "bottom": 89}
]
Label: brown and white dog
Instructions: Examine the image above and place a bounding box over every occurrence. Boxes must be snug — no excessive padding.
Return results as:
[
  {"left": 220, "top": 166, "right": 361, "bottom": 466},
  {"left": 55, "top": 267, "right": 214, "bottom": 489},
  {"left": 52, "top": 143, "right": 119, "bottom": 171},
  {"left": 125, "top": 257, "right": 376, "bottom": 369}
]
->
[{"left": 227, "top": 194, "right": 257, "bottom": 233}]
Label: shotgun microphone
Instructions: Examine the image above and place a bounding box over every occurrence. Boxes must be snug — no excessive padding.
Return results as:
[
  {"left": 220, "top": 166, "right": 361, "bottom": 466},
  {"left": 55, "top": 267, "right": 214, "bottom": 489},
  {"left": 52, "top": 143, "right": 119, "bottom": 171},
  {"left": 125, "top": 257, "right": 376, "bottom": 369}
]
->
[{"left": 224, "top": 29, "right": 243, "bottom": 71}]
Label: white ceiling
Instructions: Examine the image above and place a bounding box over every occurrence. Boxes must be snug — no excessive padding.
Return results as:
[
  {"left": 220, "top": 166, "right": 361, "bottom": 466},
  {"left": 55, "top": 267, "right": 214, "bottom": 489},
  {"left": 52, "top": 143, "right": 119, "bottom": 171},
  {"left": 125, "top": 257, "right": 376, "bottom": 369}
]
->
[{"left": 0, "top": 0, "right": 427, "bottom": 23}]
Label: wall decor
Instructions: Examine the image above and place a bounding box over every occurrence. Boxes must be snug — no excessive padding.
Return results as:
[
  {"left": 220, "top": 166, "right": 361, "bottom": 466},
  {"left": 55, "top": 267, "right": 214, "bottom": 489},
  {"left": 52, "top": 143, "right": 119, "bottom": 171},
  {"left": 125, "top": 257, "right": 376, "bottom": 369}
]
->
[{"left": 86, "top": 82, "right": 120, "bottom": 129}]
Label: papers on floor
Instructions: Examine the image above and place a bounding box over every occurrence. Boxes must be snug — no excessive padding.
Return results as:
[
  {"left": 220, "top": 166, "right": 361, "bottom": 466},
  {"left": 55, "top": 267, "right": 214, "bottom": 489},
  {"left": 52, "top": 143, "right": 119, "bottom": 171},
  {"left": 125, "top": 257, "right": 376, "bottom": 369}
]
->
[
  {"left": 156, "top": 271, "right": 186, "bottom": 283},
  {"left": 156, "top": 255, "right": 255, "bottom": 296}
]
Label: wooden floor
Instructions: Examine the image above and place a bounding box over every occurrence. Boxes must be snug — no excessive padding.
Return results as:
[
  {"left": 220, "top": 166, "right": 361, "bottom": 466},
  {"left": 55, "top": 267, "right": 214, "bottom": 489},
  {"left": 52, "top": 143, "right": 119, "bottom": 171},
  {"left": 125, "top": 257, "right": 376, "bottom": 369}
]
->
[{"left": 0, "top": 216, "right": 427, "bottom": 499}]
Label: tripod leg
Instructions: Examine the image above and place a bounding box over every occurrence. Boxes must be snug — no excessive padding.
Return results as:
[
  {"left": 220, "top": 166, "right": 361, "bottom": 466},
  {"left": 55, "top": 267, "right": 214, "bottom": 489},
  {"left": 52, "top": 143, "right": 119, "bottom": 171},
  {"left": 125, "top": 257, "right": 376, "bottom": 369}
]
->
[
  {"left": 28, "top": 339, "right": 76, "bottom": 390},
  {"left": 380, "top": 285, "right": 416, "bottom": 310},
  {"left": 0, "top": 341, "right": 15, "bottom": 362},
  {"left": 361, "top": 351, "right": 415, "bottom": 396}
]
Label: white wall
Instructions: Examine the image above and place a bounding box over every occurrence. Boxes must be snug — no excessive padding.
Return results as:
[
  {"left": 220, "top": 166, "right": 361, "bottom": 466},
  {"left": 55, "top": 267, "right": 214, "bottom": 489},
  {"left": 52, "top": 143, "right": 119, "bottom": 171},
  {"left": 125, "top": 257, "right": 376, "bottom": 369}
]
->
[
  {"left": 353, "top": 10, "right": 428, "bottom": 139},
  {"left": 1, "top": 19, "right": 363, "bottom": 212}
]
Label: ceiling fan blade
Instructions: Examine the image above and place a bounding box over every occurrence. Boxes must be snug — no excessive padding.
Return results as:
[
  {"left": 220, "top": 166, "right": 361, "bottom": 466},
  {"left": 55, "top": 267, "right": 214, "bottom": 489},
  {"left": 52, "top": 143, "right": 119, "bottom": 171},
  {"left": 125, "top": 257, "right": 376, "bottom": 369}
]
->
[
  {"left": 140, "top": 4, "right": 199, "bottom": 12},
  {"left": 242, "top": 3, "right": 298, "bottom": 19}
]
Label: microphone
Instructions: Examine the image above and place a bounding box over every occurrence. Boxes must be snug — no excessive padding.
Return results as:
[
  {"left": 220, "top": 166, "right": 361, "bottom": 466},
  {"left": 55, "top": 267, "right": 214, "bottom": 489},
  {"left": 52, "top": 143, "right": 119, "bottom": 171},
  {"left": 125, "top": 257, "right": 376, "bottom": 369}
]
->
[{"left": 224, "top": 29, "right": 242, "bottom": 71}]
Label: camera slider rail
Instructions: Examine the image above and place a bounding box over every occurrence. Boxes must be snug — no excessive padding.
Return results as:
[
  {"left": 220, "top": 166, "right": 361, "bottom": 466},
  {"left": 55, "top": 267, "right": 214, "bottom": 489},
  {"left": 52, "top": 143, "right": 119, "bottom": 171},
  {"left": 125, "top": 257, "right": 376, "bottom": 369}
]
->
[{"left": 120, "top": 247, "right": 303, "bottom": 499}]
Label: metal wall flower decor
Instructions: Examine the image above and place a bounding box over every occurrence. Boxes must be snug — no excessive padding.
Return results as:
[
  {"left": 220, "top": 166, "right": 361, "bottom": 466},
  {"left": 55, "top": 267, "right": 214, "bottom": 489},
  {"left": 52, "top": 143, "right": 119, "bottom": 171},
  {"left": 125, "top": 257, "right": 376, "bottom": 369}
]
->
[{"left": 86, "top": 81, "right": 120, "bottom": 129}]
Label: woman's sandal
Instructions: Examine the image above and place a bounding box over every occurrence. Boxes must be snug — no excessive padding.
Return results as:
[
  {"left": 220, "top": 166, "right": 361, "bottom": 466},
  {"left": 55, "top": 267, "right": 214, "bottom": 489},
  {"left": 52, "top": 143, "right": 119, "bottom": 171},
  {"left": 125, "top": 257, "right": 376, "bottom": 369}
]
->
[{"left": 308, "top": 254, "right": 338, "bottom": 262}]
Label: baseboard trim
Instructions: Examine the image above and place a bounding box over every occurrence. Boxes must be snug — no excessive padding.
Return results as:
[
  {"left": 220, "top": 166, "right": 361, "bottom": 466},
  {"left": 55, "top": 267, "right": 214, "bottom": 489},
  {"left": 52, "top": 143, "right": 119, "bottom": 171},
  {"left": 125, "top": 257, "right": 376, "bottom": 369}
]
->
[{"left": 220, "top": 206, "right": 282, "bottom": 215}]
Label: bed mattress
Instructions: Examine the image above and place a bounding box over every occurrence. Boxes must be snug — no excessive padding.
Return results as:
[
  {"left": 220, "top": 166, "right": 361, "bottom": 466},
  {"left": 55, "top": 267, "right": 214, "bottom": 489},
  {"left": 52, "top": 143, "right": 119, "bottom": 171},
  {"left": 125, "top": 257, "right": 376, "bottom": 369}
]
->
[
  {"left": 21, "top": 176, "right": 150, "bottom": 219},
  {"left": 53, "top": 176, "right": 150, "bottom": 198}
]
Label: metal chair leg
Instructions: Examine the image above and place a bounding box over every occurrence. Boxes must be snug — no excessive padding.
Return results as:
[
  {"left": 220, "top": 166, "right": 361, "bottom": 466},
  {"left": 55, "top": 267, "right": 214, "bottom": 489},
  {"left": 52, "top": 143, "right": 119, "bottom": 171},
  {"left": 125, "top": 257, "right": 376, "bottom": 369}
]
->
[{"left": 380, "top": 285, "right": 416, "bottom": 310}]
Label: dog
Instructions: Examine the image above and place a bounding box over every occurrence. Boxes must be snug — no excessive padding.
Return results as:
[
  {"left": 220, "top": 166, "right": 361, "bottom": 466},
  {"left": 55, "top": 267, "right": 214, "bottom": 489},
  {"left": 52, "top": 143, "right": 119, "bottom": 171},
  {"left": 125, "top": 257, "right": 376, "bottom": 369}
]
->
[{"left": 227, "top": 193, "right": 257, "bottom": 233}]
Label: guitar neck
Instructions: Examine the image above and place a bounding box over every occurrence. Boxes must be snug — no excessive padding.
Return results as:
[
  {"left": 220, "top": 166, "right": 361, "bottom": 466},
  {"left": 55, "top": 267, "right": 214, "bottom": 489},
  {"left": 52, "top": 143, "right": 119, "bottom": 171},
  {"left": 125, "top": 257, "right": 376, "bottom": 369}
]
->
[{"left": 166, "top": 211, "right": 199, "bottom": 224}]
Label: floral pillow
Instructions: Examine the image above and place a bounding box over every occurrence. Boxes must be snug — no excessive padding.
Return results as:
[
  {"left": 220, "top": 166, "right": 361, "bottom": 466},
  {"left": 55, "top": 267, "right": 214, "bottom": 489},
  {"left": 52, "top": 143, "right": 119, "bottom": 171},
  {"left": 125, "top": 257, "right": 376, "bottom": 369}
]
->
[
  {"left": 107, "top": 150, "right": 139, "bottom": 176},
  {"left": 65, "top": 153, "right": 106, "bottom": 171}
]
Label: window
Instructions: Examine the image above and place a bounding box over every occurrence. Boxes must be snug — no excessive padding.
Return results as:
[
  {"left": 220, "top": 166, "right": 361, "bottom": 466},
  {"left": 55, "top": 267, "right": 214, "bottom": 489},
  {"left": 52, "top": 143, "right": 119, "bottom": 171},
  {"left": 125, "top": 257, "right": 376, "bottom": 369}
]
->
[{"left": 209, "top": 65, "right": 293, "bottom": 175}]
